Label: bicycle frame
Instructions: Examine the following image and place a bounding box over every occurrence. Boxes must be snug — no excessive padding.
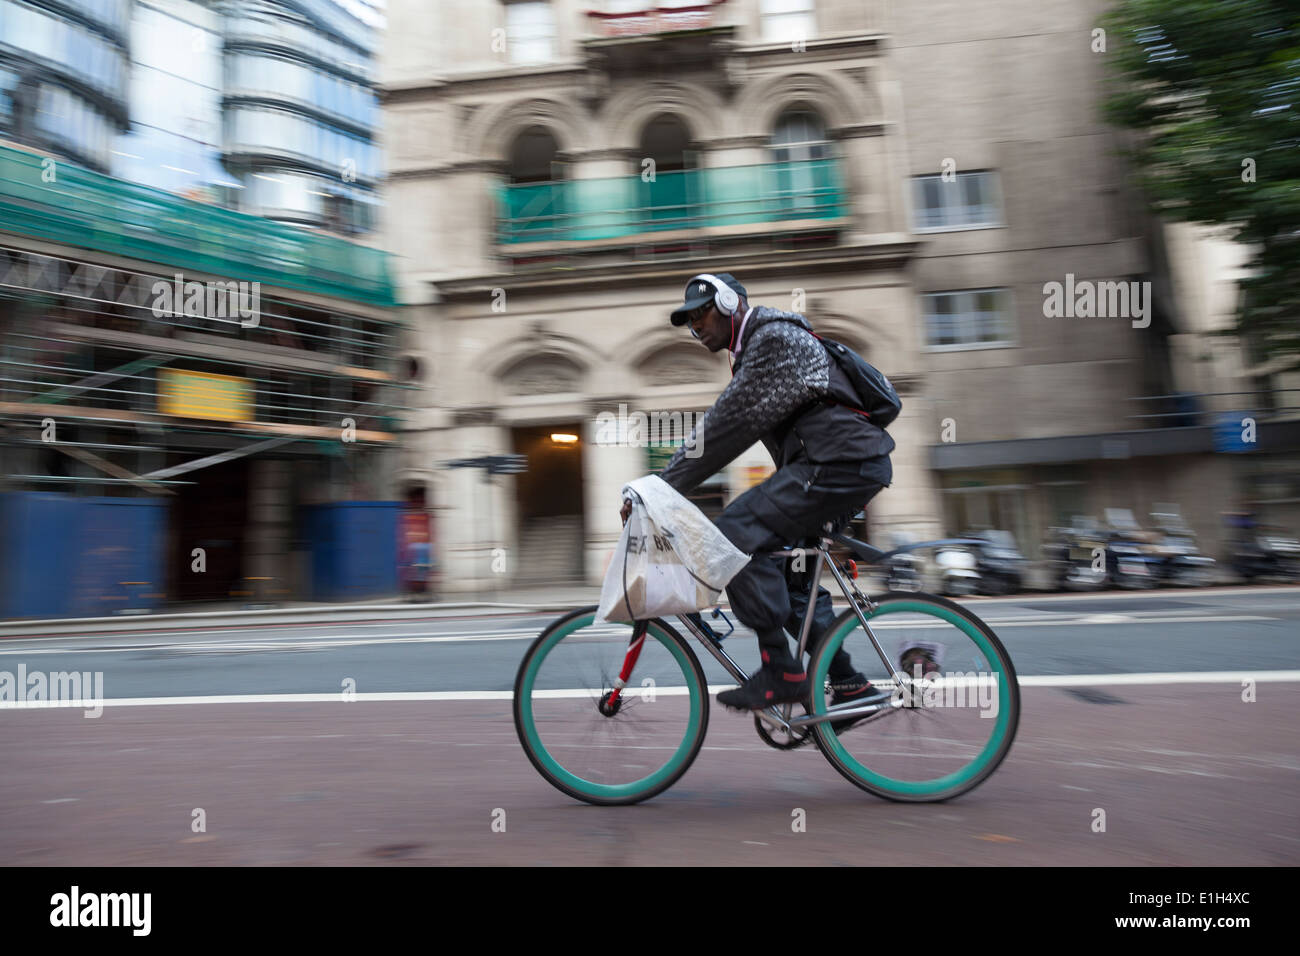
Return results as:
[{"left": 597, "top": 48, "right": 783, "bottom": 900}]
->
[{"left": 604, "top": 533, "right": 914, "bottom": 737}]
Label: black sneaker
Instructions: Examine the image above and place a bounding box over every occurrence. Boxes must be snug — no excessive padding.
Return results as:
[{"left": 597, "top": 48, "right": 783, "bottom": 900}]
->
[
  {"left": 826, "top": 672, "right": 889, "bottom": 733},
  {"left": 829, "top": 672, "right": 883, "bottom": 706},
  {"left": 717, "top": 666, "right": 808, "bottom": 711}
]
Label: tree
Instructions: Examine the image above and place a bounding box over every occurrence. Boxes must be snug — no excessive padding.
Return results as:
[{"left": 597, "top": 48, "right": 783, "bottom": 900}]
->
[{"left": 1102, "top": 0, "right": 1300, "bottom": 368}]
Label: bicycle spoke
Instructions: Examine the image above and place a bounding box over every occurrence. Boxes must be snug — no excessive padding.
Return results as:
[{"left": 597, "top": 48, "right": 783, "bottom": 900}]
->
[
  {"left": 810, "top": 595, "right": 1019, "bottom": 801},
  {"left": 515, "top": 611, "right": 707, "bottom": 802}
]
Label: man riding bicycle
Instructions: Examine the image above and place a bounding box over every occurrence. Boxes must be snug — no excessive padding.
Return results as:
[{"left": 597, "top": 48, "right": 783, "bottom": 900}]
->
[{"left": 620, "top": 272, "right": 895, "bottom": 711}]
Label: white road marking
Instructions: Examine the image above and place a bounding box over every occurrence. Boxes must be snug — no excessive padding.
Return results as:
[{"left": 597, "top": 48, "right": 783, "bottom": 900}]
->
[
  {"left": 856, "top": 615, "right": 1276, "bottom": 629},
  {"left": 2, "top": 670, "right": 1298, "bottom": 710}
]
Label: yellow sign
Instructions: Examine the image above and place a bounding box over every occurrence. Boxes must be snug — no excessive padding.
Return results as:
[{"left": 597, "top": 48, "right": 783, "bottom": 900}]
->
[{"left": 158, "top": 369, "right": 253, "bottom": 422}]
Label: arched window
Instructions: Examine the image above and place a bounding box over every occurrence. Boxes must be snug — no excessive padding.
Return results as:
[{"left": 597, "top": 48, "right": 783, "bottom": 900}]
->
[
  {"left": 637, "top": 113, "right": 695, "bottom": 228},
  {"left": 770, "top": 107, "right": 830, "bottom": 214},
  {"left": 503, "top": 125, "right": 563, "bottom": 239},
  {"left": 639, "top": 112, "right": 694, "bottom": 173},
  {"left": 771, "top": 107, "right": 829, "bottom": 163},
  {"left": 507, "top": 125, "right": 560, "bottom": 184}
]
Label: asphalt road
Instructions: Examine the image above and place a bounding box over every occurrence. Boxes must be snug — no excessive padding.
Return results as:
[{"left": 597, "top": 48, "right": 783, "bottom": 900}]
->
[
  {"left": 2, "top": 587, "right": 1297, "bottom": 865},
  {"left": 1, "top": 588, "right": 1298, "bottom": 697}
]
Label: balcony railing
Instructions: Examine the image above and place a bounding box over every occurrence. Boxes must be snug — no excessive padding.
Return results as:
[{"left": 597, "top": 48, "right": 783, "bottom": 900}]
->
[
  {"left": 586, "top": 2, "right": 724, "bottom": 38},
  {"left": 1128, "top": 390, "right": 1300, "bottom": 427},
  {"left": 497, "top": 157, "right": 847, "bottom": 245},
  {"left": 0, "top": 144, "right": 395, "bottom": 306}
]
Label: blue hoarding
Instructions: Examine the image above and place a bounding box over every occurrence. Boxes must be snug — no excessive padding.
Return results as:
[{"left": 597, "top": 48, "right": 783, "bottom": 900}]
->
[
  {"left": 303, "top": 501, "right": 400, "bottom": 602},
  {"left": 0, "top": 493, "right": 167, "bottom": 619}
]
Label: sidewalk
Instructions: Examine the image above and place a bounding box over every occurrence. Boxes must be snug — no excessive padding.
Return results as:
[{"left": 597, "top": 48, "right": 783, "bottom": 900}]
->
[{"left": 0, "top": 568, "right": 1262, "bottom": 639}]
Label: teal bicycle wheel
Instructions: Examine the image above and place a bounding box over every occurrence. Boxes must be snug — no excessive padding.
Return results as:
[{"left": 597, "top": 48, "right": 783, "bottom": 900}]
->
[
  {"left": 513, "top": 607, "right": 709, "bottom": 805},
  {"left": 808, "top": 592, "right": 1020, "bottom": 802}
]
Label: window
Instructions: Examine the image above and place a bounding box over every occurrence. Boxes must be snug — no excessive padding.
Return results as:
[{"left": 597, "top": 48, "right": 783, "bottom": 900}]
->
[
  {"left": 0, "top": 67, "right": 14, "bottom": 122},
  {"left": 227, "top": 54, "right": 374, "bottom": 128},
  {"left": 911, "top": 170, "right": 1001, "bottom": 230},
  {"left": 921, "top": 289, "right": 1014, "bottom": 350},
  {"left": 771, "top": 108, "right": 829, "bottom": 162},
  {"left": 228, "top": 107, "right": 377, "bottom": 180},
  {"left": 771, "top": 108, "right": 830, "bottom": 213},
  {"left": 504, "top": 1, "right": 555, "bottom": 65},
  {"left": 638, "top": 113, "right": 693, "bottom": 225},
  {"left": 507, "top": 125, "right": 559, "bottom": 183},
  {"left": 761, "top": 0, "right": 815, "bottom": 44}
]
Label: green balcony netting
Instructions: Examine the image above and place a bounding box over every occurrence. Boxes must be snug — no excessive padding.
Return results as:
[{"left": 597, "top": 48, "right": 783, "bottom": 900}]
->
[
  {"left": 498, "top": 158, "right": 846, "bottom": 244},
  {"left": 0, "top": 145, "right": 396, "bottom": 307}
]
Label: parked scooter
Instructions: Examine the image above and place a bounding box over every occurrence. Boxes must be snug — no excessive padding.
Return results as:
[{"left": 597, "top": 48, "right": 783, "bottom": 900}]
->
[
  {"left": 881, "top": 531, "right": 923, "bottom": 591},
  {"left": 1146, "top": 508, "right": 1216, "bottom": 587},
  {"left": 1102, "top": 509, "right": 1161, "bottom": 589},
  {"left": 1042, "top": 519, "right": 1108, "bottom": 591},
  {"left": 1225, "top": 512, "right": 1300, "bottom": 583},
  {"left": 964, "top": 529, "right": 1027, "bottom": 595},
  {"left": 934, "top": 541, "right": 981, "bottom": 596}
]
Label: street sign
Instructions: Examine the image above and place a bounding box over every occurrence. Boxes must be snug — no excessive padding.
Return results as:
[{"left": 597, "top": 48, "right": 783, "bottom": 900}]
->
[
  {"left": 443, "top": 454, "right": 528, "bottom": 475},
  {"left": 489, "top": 454, "right": 528, "bottom": 475}
]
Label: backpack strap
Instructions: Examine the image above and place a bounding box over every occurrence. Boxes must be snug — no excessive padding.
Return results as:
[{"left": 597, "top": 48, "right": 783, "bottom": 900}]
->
[{"left": 808, "top": 331, "right": 872, "bottom": 420}]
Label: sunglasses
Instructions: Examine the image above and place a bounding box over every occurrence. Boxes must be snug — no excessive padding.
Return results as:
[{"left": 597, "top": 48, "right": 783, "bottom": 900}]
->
[{"left": 686, "top": 303, "right": 712, "bottom": 337}]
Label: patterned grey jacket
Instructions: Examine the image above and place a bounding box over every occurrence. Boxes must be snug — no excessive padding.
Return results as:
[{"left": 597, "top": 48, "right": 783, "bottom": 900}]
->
[{"left": 659, "top": 306, "right": 895, "bottom": 494}]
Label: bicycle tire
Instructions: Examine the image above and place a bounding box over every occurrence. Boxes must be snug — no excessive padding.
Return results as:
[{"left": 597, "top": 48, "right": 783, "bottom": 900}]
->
[
  {"left": 513, "top": 606, "right": 709, "bottom": 806},
  {"left": 808, "top": 591, "right": 1020, "bottom": 802}
]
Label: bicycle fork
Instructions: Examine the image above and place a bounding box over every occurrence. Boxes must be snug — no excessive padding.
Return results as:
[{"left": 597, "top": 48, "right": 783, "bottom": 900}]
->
[{"left": 598, "top": 620, "right": 649, "bottom": 717}]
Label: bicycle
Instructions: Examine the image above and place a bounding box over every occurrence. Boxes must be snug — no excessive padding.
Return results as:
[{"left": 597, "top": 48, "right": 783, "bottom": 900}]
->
[{"left": 513, "top": 528, "right": 1020, "bottom": 806}]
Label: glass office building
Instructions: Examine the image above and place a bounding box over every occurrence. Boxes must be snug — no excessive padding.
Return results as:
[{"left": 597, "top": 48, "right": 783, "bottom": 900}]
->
[
  {"left": 2, "top": 0, "right": 381, "bottom": 234},
  {"left": 218, "top": 0, "right": 381, "bottom": 234},
  {"left": 0, "top": 0, "right": 131, "bottom": 172},
  {"left": 111, "top": 0, "right": 227, "bottom": 199}
]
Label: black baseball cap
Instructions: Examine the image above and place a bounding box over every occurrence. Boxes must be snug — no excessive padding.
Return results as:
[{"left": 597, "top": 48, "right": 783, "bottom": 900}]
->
[{"left": 669, "top": 272, "right": 747, "bottom": 326}]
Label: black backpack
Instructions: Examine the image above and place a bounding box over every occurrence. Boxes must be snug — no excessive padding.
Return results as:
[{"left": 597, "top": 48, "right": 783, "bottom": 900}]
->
[{"left": 811, "top": 332, "right": 902, "bottom": 428}]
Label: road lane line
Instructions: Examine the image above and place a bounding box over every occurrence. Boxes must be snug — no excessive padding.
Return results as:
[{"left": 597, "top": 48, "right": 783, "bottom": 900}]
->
[{"left": 2, "top": 670, "right": 1299, "bottom": 710}]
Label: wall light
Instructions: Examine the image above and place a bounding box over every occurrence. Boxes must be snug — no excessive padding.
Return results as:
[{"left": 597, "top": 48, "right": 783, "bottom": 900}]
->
[{"left": 550, "top": 433, "right": 579, "bottom": 444}]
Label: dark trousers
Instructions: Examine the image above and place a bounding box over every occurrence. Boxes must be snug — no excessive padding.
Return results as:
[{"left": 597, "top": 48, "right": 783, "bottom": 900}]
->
[
  {"left": 713, "top": 460, "right": 885, "bottom": 675},
  {"left": 785, "top": 565, "right": 855, "bottom": 681}
]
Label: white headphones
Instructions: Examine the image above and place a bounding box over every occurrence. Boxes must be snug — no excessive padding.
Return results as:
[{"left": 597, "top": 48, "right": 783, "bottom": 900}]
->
[{"left": 689, "top": 273, "right": 739, "bottom": 318}]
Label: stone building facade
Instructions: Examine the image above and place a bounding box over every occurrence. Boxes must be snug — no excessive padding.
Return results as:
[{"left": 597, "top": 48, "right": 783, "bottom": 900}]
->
[{"left": 380, "top": 0, "right": 1261, "bottom": 592}]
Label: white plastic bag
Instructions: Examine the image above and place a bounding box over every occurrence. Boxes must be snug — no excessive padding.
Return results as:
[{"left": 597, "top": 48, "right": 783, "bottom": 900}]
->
[{"left": 596, "top": 475, "right": 750, "bottom": 623}]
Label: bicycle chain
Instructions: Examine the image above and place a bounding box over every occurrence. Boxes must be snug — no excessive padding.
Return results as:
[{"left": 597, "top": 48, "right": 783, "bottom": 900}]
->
[{"left": 753, "top": 714, "right": 816, "bottom": 749}]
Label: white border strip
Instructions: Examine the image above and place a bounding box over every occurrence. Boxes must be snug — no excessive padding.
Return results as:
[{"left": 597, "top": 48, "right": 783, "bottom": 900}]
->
[{"left": 2, "top": 671, "right": 1298, "bottom": 710}]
